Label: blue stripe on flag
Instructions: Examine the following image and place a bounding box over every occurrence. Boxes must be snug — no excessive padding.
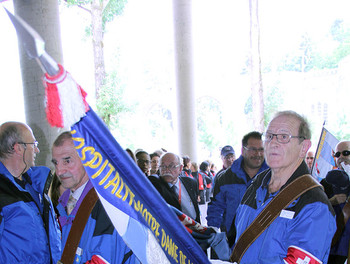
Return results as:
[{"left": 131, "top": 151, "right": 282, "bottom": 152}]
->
[{"left": 320, "top": 141, "right": 336, "bottom": 166}]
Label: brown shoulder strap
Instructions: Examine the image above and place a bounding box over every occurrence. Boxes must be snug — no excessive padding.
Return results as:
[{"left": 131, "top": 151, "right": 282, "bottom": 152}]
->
[
  {"left": 58, "top": 187, "right": 98, "bottom": 264},
  {"left": 230, "top": 174, "right": 320, "bottom": 263}
]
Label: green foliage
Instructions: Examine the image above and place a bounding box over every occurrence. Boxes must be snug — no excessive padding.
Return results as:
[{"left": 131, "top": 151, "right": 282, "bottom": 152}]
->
[
  {"left": 278, "top": 20, "right": 350, "bottom": 72},
  {"left": 148, "top": 104, "right": 173, "bottom": 139},
  {"left": 63, "top": 0, "right": 128, "bottom": 32},
  {"left": 196, "top": 96, "right": 222, "bottom": 156},
  {"left": 65, "top": 0, "right": 91, "bottom": 6},
  {"left": 334, "top": 113, "right": 350, "bottom": 141},
  {"left": 96, "top": 72, "right": 131, "bottom": 129},
  {"left": 244, "top": 84, "right": 283, "bottom": 127},
  {"left": 103, "top": 0, "right": 128, "bottom": 24}
]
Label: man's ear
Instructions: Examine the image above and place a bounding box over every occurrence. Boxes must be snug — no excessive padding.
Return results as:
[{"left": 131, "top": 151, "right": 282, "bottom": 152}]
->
[
  {"left": 300, "top": 139, "right": 311, "bottom": 158},
  {"left": 13, "top": 142, "right": 25, "bottom": 154},
  {"left": 180, "top": 164, "right": 184, "bottom": 171}
]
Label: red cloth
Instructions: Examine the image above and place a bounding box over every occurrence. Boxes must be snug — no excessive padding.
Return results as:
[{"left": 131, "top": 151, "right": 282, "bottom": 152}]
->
[
  {"left": 85, "top": 255, "right": 109, "bottom": 264},
  {"left": 198, "top": 173, "right": 204, "bottom": 190},
  {"left": 284, "top": 246, "right": 321, "bottom": 264}
]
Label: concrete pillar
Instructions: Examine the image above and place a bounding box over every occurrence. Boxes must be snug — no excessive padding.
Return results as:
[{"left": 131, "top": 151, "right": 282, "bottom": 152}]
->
[
  {"left": 13, "top": 0, "right": 64, "bottom": 168},
  {"left": 172, "top": 0, "right": 198, "bottom": 162}
]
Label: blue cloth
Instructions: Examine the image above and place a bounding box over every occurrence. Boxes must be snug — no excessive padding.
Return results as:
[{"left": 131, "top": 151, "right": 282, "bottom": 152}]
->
[
  {"left": 207, "top": 156, "right": 269, "bottom": 231},
  {"left": 58, "top": 180, "right": 139, "bottom": 264},
  {"left": 234, "top": 163, "right": 336, "bottom": 263},
  {"left": 0, "top": 162, "right": 61, "bottom": 263}
]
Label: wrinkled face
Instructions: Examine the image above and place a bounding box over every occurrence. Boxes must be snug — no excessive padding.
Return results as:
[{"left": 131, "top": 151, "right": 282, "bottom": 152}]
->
[
  {"left": 20, "top": 126, "right": 40, "bottom": 169},
  {"left": 151, "top": 156, "right": 160, "bottom": 171},
  {"left": 242, "top": 138, "right": 264, "bottom": 169},
  {"left": 222, "top": 153, "right": 235, "bottom": 169},
  {"left": 335, "top": 141, "right": 350, "bottom": 169},
  {"left": 305, "top": 151, "right": 314, "bottom": 169},
  {"left": 264, "top": 115, "right": 310, "bottom": 171},
  {"left": 51, "top": 140, "right": 88, "bottom": 192},
  {"left": 137, "top": 153, "right": 151, "bottom": 174},
  {"left": 159, "top": 153, "right": 183, "bottom": 184}
]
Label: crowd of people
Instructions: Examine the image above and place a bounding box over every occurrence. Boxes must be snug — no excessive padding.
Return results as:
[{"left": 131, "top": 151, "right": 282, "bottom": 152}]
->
[{"left": 0, "top": 110, "right": 349, "bottom": 263}]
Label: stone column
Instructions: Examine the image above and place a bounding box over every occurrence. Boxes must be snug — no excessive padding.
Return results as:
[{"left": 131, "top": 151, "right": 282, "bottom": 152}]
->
[
  {"left": 172, "top": 0, "right": 198, "bottom": 161},
  {"left": 13, "top": 0, "right": 64, "bottom": 168}
]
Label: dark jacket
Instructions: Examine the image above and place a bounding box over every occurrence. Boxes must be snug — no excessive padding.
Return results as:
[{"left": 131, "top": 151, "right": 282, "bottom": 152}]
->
[{"left": 149, "top": 175, "right": 201, "bottom": 223}]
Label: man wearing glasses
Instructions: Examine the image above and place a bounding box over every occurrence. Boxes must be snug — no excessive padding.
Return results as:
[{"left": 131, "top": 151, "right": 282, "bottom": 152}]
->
[
  {"left": 149, "top": 152, "right": 201, "bottom": 223},
  {"left": 207, "top": 131, "right": 269, "bottom": 236},
  {"left": 233, "top": 111, "right": 336, "bottom": 263},
  {"left": 334, "top": 141, "right": 350, "bottom": 175},
  {"left": 327, "top": 140, "right": 350, "bottom": 264},
  {"left": 0, "top": 121, "right": 61, "bottom": 263}
]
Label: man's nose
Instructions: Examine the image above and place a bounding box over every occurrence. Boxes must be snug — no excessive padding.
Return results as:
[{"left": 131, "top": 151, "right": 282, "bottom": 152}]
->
[
  {"left": 35, "top": 145, "right": 40, "bottom": 154},
  {"left": 55, "top": 164, "right": 66, "bottom": 175}
]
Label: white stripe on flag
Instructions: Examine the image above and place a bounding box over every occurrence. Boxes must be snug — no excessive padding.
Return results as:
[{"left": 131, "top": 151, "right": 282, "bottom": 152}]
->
[{"left": 97, "top": 192, "right": 170, "bottom": 264}]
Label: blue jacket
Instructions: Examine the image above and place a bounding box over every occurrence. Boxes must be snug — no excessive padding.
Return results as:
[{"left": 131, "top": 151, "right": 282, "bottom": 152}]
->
[
  {"left": 0, "top": 162, "right": 61, "bottom": 263},
  {"left": 58, "top": 180, "right": 139, "bottom": 264},
  {"left": 207, "top": 156, "right": 268, "bottom": 231},
  {"left": 234, "top": 163, "right": 336, "bottom": 263}
]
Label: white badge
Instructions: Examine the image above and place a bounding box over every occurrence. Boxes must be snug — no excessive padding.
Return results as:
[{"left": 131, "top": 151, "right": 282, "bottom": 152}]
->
[{"left": 279, "top": 209, "right": 295, "bottom": 219}]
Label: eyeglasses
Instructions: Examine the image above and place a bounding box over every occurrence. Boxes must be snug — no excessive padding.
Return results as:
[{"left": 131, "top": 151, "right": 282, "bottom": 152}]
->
[
  {"left": 224, "top": 154, "right": 235, "bottom": 160},
  {"left": 263, "top": 132, "right": 305, "bottom": 144},
  {"left": 18, "top": 141, "right": 39, "bottom": 148},
  {"left": 243, "top": 146, "right": 264, "bottom": 153},
  {"left": 159, "top": 164, "right": 181, "bottom": 171},
  {"left": 334, "top": 150, "right": 350, "bottom": 158},
  {"left": 137, "top": 159, "right": 151, "bottom": 164}
]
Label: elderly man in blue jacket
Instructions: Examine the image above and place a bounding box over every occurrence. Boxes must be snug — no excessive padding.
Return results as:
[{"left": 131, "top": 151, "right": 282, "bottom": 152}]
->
[
  {"left": 0, "top": 121, "right": 61, "bottom": 263},
  {"left": 52, "top": 131, "right": 139, "bottom": 264},
  {"left": 234, "top": 111, "right": 336, "bottom": 263}
]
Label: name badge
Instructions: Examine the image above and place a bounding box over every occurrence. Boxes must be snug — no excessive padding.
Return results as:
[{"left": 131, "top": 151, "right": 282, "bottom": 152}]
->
[{"left": 279, "top": 209, "right": 295, "bottom": 219}]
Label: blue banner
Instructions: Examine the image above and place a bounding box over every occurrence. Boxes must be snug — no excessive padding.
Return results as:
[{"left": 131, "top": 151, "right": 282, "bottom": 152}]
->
[{"left": 71, "top": 108, "right": 210, "bottom": 264}]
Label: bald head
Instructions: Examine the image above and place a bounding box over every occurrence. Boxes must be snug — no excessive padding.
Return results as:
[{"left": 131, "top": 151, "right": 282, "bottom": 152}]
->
[{"left": 335, "top": 141, "right": 350, "bottom": 169}]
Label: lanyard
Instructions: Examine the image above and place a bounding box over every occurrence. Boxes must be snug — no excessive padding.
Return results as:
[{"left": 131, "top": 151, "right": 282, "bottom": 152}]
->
[{"left": 177, "top": 180, "right": 182, "bottom": 205}]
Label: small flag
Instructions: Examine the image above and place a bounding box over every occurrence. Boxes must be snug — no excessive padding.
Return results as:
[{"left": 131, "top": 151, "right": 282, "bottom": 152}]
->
[{"left": 312, "top": 127, "right": 339, "bottom": 180}]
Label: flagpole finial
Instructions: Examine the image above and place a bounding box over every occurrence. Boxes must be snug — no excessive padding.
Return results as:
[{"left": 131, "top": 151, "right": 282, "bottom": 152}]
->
[{"left": 4, "top": 7, "right": 59, "bottom": 76}]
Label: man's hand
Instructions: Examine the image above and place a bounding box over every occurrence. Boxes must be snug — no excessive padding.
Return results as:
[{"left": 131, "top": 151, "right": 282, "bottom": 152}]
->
[{"left": 330, "top": 193, "right": 348, "bottom": 205}]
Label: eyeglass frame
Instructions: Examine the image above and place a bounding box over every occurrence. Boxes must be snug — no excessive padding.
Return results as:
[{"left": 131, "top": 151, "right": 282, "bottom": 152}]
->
[
  {"left": 334, "top": 150, "right": 350, "bottom": 158},
  {"left": 159, "top": 164, "right": 181, "bottom": 171},
  {"left": 263, "top": 132, "right": 305, "bottom": 144},
  {"left": 243, "top": 146, "right": 264, "bottom": 153},
  {"left": 18, "top": 141, "right": 39, "bottom": 148}
]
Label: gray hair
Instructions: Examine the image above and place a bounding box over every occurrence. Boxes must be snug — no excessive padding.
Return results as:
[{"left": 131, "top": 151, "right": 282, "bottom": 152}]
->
[
  {"left": 53, "top": 131, "right": 73, "bottom": 148},
  {"left": 273, "top": 110, "right": 311, "bottom": 141},
  {"left": 160, "top": 152, "right": 183, "bottom": 165},
  {"left": 0, "top": 123, "right": 23, "bottom": 159}
]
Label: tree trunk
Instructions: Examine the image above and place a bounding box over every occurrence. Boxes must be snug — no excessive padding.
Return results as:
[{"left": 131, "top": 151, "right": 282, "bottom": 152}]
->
[
  {"left": 249, "top": 0, "right": 264, "bottom": 131},
  {"left": 91, "top": 0, "right": 106, "bottom": 101},
  {"left": 13, "top": 0, "right": 64, "bottom": 168}
]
